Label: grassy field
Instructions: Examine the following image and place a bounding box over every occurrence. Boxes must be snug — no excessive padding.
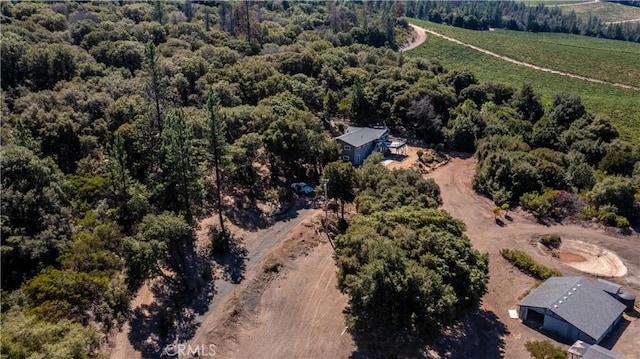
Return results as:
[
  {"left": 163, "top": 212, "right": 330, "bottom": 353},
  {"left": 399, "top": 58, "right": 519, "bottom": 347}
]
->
[
  {"left": 409, "top": 19, "right": 640, "bottom": 88},
  {"left": 406, "top": 20, "right": 640, "bottom": 142},
  {"left": 555, "top": 1, "right": 640, "bottom": 23}
]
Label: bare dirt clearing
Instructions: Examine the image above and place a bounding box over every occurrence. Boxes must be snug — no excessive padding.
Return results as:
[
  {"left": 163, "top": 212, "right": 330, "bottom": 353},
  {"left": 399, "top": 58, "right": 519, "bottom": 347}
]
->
[
  {"left": 108, "top": 205, "right": 321, "bottom": 359},
  {"left": 185, "top": 210, "right": 358, "bottom": 358},
  {"left": 232, "top": 241, "right": 355, "bottom": 358},
  {"left": 384, "top": 144, "right": 449, "bottom": 172},
  {"left": 425, "top": 156, "right": 640, "bottom": 358}
]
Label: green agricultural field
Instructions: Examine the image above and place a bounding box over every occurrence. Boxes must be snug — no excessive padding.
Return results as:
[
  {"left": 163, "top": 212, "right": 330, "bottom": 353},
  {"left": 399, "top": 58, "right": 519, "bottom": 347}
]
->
[
  {"left": 409, "top": 19, "right": 640, "bottom": 88},
  {"left": 555, "top": 1, "right": 640, "bottom": 23},
  {"left": 406, "top": 22, "right": 640, "bottom": 142}
]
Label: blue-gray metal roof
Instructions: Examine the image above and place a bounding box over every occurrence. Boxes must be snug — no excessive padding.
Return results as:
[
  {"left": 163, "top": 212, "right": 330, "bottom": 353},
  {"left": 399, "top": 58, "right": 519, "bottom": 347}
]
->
[
  {"left": 519, "top": 277, "right": 583, "bottom": 309},
  {"left": 519, "top": 277, "right": 626, "bottom": 341},
  {"left": 583, "top": 345, "right": 624, "bottom": 359},
  {"left": 335, "top": 126, "right": 388, "bottom": 148},
  {"left": 594, "top": 279, "right": 621, "bottom": 296}
]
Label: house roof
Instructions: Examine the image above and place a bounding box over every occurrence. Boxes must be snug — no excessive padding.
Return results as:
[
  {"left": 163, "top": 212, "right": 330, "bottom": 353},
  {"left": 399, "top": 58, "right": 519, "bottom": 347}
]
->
[
  {"left": 594, "top": 279, "right": 621, "bottom": 296},
  {"left": 519, "top": 277, "right": 626, "bottom": 341},
  {"left": 335, "top": 126, "right": 387, "bottom": 148},
  {"left": 568, "top": 341, "right": 624, "bottom": 359},
  {"left": 583, "top": 344, "right": 625, "bottom": 359}
]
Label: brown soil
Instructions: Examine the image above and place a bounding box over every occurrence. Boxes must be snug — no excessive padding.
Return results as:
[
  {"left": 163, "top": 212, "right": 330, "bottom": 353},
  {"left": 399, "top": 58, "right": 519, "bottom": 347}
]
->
[
  {"left": 184, "top": 210, "right": 356, "bottom": 358},
  {"left": 424, "top": 156, "right": 640, "bottom": 358},
  {"left": 110, "top": 156, "right": 640, "bottom": 359},
  {"left": 385, "top": 145, "right": 449, "bottom": 173},
  {"left": 553, "top": 240, "right": 628, "bottom": 278},
  {"left": 558, "top": 252, "right": 587, "bottom": 263}
]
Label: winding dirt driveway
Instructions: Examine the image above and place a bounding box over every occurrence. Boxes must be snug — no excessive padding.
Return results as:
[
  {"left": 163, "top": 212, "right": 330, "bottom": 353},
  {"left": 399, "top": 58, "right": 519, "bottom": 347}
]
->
[
  {"left": 425, "top": 156, "right": 640, "bottom": 290},
  {"left": 406, "top": 23, "right": 640, "bottom": 91},
  {"left": 400, "top": 24, "right": 427, "bottom": 52}
]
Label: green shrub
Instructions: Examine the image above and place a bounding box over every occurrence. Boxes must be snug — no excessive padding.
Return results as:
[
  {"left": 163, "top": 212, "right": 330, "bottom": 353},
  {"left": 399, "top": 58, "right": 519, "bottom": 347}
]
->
[
  {"left": 540, "top": 235, "right": 561, "bottom": 249},
  {"left": 500, "top": 249, "right": 562, "bottom": 280},
  {"left": 520, "top": 189, "right": 555, "bottom": 218},
  {"left": 580, "top": 206, "right": 630, "bottom": 228},
  {"left": 525, "top": 340, "right": 565, "bottom": 359},
  {"left": 416, "top": 149, "right": 424, "bottom": 160}
]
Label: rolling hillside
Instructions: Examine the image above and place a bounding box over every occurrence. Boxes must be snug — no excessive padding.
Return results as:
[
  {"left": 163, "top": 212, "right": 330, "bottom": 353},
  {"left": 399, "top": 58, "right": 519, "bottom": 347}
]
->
[{"left": 407, "top": 19, "right": 640, "bottom": 141}]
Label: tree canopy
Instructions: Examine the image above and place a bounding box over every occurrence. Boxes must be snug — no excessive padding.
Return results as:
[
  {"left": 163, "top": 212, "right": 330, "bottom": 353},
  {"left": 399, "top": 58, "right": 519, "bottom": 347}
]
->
[{"left": 335, "top": 159, "right": 488, "bottom": 356}]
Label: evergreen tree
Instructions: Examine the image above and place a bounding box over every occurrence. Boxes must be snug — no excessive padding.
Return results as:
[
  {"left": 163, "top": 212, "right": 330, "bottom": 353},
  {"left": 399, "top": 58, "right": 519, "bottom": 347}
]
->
[
  {"left": 161, "top": 110, "right": 203, "bottom": 223},
  {"left": 206, "top": 91, "right": 228, "bottom": 237}
]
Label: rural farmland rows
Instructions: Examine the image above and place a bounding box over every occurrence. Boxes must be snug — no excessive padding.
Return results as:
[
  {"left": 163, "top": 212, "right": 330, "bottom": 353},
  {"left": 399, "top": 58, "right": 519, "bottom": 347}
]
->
[{"left": 408, "top": 24, "right": 640, "bottom": 91}]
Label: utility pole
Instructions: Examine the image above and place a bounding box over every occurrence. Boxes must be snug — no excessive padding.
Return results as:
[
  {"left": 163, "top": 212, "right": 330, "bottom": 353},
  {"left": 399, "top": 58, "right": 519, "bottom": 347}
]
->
[{"left": 322, "top": 178, "right": 334, "bottom": 249}]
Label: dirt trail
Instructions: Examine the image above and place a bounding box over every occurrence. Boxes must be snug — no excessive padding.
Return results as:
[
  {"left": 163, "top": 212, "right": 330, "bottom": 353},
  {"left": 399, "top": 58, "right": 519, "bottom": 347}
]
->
[
  {"left": 408, "top": 24, "right": 640, "bottom": 91},
  {"left": 400, "top": 24, "right": 427, "bottom": 52},
  {"left": 187, "top": 207, "right": 321, "bottom": 349},
  {"left": 553, "top": 0, "right": 599, "bottom": 7},
  {"left": 605, "top": 18, "right": 640, "bottom": 24}
]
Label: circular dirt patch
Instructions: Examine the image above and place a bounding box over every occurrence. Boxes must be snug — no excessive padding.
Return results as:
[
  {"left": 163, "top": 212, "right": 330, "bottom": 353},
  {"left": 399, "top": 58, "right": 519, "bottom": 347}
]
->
[
  {"left": 556, "top": 239, "right": 627, "bottom": 277},
  {"left": 557, "top": 252, "right": 587, "bottom": 263}
]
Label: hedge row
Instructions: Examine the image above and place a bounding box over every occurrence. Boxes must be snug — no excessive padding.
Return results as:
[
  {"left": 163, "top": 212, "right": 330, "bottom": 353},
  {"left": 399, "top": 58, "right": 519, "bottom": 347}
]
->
[{"left": 500, "top": 249, "right": 562, "bottom": 280}]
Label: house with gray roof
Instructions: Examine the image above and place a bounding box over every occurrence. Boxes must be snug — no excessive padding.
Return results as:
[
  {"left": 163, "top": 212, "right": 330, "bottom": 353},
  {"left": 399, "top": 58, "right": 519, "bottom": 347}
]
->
[
  {"left": 518, "top": 277, "right": 626, "bottom": 345},
  {"left": 567, "top": 340, "right": 624, "bottom": 359},
  {"left": 335, "top": 126, "right": 388, "bottom": 166}
]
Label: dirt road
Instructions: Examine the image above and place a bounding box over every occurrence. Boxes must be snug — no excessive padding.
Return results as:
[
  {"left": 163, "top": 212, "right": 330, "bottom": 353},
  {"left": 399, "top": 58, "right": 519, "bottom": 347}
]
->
[
  {"left": 408, "top": 24, "right": 640, "bottom": 91},
  {"left": 187, "top": 207, "right": 321, "bottom": 348},
  {"left": 553, "top": 0, "right": 599, "bottom": 7},
  {"left": 401, "top": 24, "right": 427, "bottom": 52},
  {"left": 605, "top": 18, "right": 640, "bottom": 24},
  {"left": 232, "top": 241, "right": 355, "bottom": 358},
  {"left": 108, "top": 206, "right": 320, "bottom": 359}
]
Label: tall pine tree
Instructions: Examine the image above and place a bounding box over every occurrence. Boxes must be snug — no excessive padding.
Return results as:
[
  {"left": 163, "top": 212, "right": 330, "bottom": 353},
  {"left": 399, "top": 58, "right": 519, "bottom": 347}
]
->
[{"left": 207, "top": 91, "right": 228, "bottom": 237}]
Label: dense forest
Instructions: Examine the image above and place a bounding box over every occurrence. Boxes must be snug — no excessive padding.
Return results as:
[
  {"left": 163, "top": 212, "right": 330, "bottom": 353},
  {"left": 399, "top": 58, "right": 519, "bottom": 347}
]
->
[
  {"left": 0, "top": 1, "right": 638, "bottom": 358},
  {"left": 405, "top": 0, "right": 640, "bottom": 42}
]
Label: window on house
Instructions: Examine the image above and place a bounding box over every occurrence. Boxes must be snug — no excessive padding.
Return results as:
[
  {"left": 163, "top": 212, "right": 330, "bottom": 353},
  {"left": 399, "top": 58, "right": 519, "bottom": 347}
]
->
[
  {"left": 342, "top": 155, "right": 350, "bottom": 161},
  {"left": 344, "top": 145, "right": 351, "bottom": 150}
]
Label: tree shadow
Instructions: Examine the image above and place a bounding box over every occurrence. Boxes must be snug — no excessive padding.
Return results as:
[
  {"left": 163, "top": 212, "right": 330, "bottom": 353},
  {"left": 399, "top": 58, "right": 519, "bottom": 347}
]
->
[
  {"left": 425, "top": 308, "right": 508, "bottom": 358},
  {"left": 211, "top": 232, "right": 247, "bottom": 284},
  {"left": 444, "top": 151, "right": 473, "bottom": 159},
  {"left": 274, "top": 198, "right": 315, "bottom": 222},
  {"left": 127, "top": 250, "right": 215, "bottom": 359},
  {"left": 223, "top": 198, "right": 272, "bottom": 231},
  {"left": 348, "top": 309, "right": 508, "bottom": 359}
]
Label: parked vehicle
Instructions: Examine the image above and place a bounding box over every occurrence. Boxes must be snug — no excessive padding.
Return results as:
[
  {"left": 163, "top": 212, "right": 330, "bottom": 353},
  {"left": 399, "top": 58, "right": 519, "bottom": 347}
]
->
[{"left": 290, "top": 182, "right": 314, "bottom": 194}]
